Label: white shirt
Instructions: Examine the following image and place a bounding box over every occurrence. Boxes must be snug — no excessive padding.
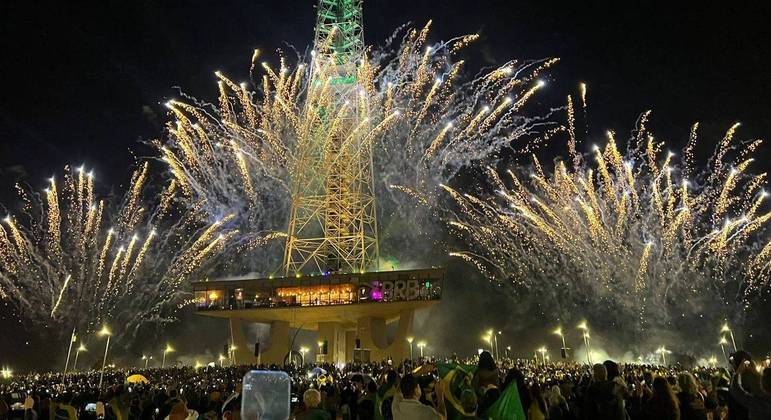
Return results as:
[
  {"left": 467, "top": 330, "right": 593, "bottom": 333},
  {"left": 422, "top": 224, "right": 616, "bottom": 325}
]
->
[{"left": 391, "top": 394, "right": 442, "bottom": 420}]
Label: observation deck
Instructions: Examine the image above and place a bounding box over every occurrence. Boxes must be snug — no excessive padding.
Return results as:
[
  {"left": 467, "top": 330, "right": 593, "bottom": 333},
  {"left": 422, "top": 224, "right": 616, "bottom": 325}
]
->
[{"left": 191, "top": 268, "right": 444, "bottom": 364}]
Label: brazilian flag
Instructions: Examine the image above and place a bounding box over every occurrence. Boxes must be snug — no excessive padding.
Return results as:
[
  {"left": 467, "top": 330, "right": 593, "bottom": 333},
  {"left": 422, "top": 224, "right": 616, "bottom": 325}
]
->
[
  {"left": 437, "top": 363, "right": 477, "bottom": 420},
  {"left": 437, "top": 364, "right": 526, "bottom": 420},
  {"left": 486, "top": 382, "right": 526, "bottom": 420}
]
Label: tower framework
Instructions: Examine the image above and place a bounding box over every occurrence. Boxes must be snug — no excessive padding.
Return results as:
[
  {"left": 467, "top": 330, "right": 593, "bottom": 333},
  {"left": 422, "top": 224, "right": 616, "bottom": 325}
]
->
[{"left": 283, "top": 0, "right": 378, "bottom": 275}]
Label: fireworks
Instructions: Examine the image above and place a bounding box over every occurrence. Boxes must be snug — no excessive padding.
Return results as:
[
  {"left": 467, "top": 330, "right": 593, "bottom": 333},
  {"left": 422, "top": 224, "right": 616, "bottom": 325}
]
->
[
  {"left": 159, "top": 22, "right": 556, "bottom": 272},
  {"left": 0, "top": 164, "right": 231, "bottom": 342},
  {"left": 445, "top": 103, "right": 770, "bottom": 341}
]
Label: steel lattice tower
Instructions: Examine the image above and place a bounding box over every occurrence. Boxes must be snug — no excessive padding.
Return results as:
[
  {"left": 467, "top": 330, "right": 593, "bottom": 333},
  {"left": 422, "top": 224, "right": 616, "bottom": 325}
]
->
[{"left": 282, "top": 0, "right": 379, "bottom": 275}]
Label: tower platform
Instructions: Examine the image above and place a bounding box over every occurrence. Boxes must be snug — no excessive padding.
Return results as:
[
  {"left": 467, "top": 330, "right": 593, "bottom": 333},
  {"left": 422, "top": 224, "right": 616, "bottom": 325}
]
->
[{"left": 192, "top": 268, "right": 443, "bottom": 365}]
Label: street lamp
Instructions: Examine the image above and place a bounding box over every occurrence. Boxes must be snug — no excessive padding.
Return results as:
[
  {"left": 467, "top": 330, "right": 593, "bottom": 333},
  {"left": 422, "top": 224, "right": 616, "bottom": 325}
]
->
[
  {"left": 719, "top": 337, "right": 730, "bottom": 365},
  {"left": 162, "top": 344, "right": 174, "bottom": 368},
  {"left": 142, "top": 355, "right": 153, "bottom": 369},
  {"left": 63, "top": 327, "right": 77, "bottom": 374},
  {"left": 493, "top": 331, "right": 501, "bottom": 359},
  {"left": 97, "top": 325, "right": 112, "bottom": 389},
  {"left": 230, "top": 345, "right": 237, "bottom": 366},
  {"left": 72, "top": 344, "right": 87, "bottom": 371},
  {"left": 417, "top": 341, "right": 427, "bottom": 358},
  {"left": 709, "top": 356, "right": 718, "bottom": 368},
  {"left": 299, "top": 347, "right": 309, "bottom": 365},
  {"left": 406, "top": 337, "right": 414, "bottom": 360},
  {"left": 482, "top": 333, "right": 493, "bottom": 355},
  {"left": 537, "top": 347, "right": 548, "bottom": 364},
  {"left": 577, "top": 322, "right": 592, "bottom": 364},
  {"left": 505, "top": 346, "right": 511, "bottom": 358},
  {"left": 218, "top": 354, "right": 226, "bottom": 367},
  {"left": 553, "top": 327, "right": 568, "bottom": 359},
  {"left": 721, "top": 323, "right": 737, "bottom": 352}
]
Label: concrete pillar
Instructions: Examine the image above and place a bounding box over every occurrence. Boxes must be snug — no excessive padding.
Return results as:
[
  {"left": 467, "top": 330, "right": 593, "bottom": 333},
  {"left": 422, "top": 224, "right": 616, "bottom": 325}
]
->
[
  {"left": 356, "top": 308, "right": 414, "bottom": 362},
  {"left": 318, "top": 322, "right": 347, "bottom": 365},
  {"left": 345, "top": 330, "right": 356, "bottom": 362},
  {"left": 229, "top": 318, "right": 290, "bottom": 366}
]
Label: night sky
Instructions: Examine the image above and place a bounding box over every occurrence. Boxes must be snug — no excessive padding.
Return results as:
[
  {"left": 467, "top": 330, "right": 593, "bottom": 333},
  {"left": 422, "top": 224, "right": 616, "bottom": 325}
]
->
[
  {"left": 2, "top": 1, "right": 770, "bottom": 191},
  {"left": 1, "top": 1, "right": 771, "bottom": 366}
]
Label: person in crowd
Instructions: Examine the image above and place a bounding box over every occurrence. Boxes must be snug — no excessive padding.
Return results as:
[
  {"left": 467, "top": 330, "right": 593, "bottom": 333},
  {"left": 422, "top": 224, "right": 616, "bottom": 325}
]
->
[
  {"left": 322, "top": 382, "right": 341, "bottom": 420},
  {"left": 165, "top": 398, "right": 199, "bottom": 420},
  {"left": 583, "top": 363, "right": 626, "bottom": 420},
  {"left": 391, "top": 374, "right": 445, "bottom": 420},
  {"left": 727, "top": 351, "right": 761, "bottom": 420},
  {"left": 297, "top": 389, "right": 331, "bottom": 420},
  {"left": 357, "top": 381, "right": 377, "bottom": 420},
  {"left": 221, "top": 393, "right": 241, "bottom": 420},
  {"left": 546, "top": 384, "right": 569, "bottom": 420},
  {"left": 641, "top": 376, "right": 680, "bottom": 420},
  {"left": 676, "top": 372, "right": 707, "bottom": 420},
  {"left": 471, "top": 352, "right": 499, "bottom": 397},
  {"left": 526, "top": 383, "right": 548, "bottom": 420},
  {"left": 375, "top": 370, "right": 399, "bottom": 420},
  {"left": 729, "top": 359, "right": 771, "bottom": 419}
]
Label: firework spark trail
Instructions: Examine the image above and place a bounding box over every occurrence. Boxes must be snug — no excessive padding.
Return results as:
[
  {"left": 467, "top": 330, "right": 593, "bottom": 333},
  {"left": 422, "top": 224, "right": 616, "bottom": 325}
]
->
[
  {"left": 443, "top": 95, "right": 770, "bottom": 343},
  {"left": 158, "top": 22, "right": 556, "bottom": 271},
  {"left": 0, "top": 164, "right": 232, "bottom": 343}
]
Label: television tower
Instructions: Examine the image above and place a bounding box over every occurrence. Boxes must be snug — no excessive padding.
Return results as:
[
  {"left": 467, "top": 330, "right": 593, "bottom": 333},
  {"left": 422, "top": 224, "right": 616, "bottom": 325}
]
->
[{"left": 282, "top": 0, "right": 379, "bottom": 275}]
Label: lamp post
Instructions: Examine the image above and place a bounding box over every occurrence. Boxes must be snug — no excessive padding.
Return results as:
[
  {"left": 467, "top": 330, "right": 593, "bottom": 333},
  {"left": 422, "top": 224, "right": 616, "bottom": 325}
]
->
[
  {"left": 142, "top": 355, "right": 153, "bottom": 369},
  {"left": 72, "top": 344, "right": 87, "bottom": 372},
  {"left": 406, "top": 337, "right": 414, "bottom": 360},
  {"left": 577, "top": 322, "right": 592, "bottom": 364},
  {"left": 721, "top": 323, "right": 737, "bottom": 352},
  {"left": 229, "top": 345, "right": 237, "bottom": 366},
  {"left": 63, "top": 327, "right": 77, "bottom": 374},
  {"left": 505, "top": 346, "right": 511, "bottom": 358},
  {"left": 709, "top": 356, "right": 718, "bottom": 368},
  {"left": 299, "top": 347, "right": 309, "bottom": 365},
  {"left": 719, "top": 337, "right": 730, "bottom": 365},
  {"left": 162, "top": 344, "right": 174, "bottom": 368},
  {"left": 537, "top": 347, "right": 548, "bottom": 365},
  {"left": 417, "top": 341, "right": 426, "bottom": 358},
  {"left": 554, "top": 327, "right": 568, "bottom": 359},
  {"left": 218, "top": 354, "right": 226, "bottom": 367},
  {"left": 97, "top": 325, "right": 111, "bottom": 389},
  {"left": 494, "top": 330, "right": 501, "bottom": 360},
  {"left": 482, "top": 333, "right": 493, "bottom": 355}
]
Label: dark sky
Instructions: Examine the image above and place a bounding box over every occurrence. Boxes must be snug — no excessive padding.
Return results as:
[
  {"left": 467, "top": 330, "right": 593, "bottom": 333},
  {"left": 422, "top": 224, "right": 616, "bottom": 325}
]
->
[
  {"left": 1, "top": 1, "right": 771, "bottom": 367},
  {"left": 1, "top": 1, "right": 770, "bottom": 193}
]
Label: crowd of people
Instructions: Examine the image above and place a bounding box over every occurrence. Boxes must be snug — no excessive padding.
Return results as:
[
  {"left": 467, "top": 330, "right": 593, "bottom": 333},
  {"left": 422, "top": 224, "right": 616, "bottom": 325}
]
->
[{"left": 1, "top": 349, "right": 770, "bottom": 420}]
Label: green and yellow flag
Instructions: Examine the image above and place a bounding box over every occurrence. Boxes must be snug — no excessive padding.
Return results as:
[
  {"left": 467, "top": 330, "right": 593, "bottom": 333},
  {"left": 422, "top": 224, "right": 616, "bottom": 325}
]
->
[
  {"left": 486, "top": 382, "right": 526, "bottom": 420},
  {"left": 437, "top": 363, "right": 477, "bottom": 420},
  {"left": 437, "top": 363, "right": 526, "bottom": 420}
]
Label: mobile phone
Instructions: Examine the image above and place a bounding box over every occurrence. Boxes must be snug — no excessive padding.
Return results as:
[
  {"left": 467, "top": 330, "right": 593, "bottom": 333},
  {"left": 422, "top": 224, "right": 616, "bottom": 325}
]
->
[{"left": 85, "top": 403, "right": 97, "bottom": 412}]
